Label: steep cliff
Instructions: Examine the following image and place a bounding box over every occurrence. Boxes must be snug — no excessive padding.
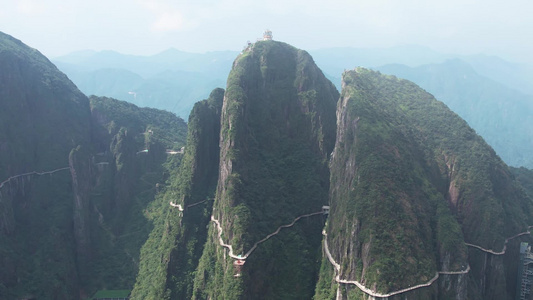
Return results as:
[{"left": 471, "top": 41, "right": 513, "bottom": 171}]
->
[
  {"left": 191, "top": 41, "right": 338, "bottom": 299},
  {"left": 5, "top": 30, "right": 532, "bottom": 300},
  {"left": 84, "top": 96, "right": 187, "bottom": 295},
  {"left": 0, "top": 31, "right": 188, "bottom": 299},
  {"left": 0, "top": 31, "right": 91, "bottom": 299},
  {"left": 131, "top": 88, "right": 223, "bottom": 299},
  {"left": 316, "top": 68, "right": 533, "bottom": 300},
  {"left": 378, "top": 60, "right": 533, "bottom": 169}
]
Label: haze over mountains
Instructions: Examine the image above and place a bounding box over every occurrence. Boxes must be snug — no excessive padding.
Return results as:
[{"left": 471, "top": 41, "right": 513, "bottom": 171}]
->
[
  {"left": 377, "top": 60, "right": 533, "bottom": 169},
  {"left": 54, "top": 45, "right": 533, "bottom": 169},
  {"left": 53, "top": 49, "right": 236, "bottom": 119},
  {"left": 2, "top": 29, "right": 533, "bottom": 300}
]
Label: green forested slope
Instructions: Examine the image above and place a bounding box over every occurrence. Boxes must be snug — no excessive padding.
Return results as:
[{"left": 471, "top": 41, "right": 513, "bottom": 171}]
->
[
  {"left": 511, "top": 167, "right": 533, "bottom": 199},
  {"left": 131, "top": 88, "right": 223, "bottom": 299},
  {"left": 0, "top": 31, "right": 91, "bottom": 299},
  {"left": 192, "top": 40, "right": 339, "bottom": 300},
  {"left": 0, "top": 31, "right": 188, "bottom": 299},
  {"left": 4, "top": 29, "right": 532, "bottom": 300},
  {"left": 0, "top": 32, "right": 91, "bottom": 178},
  {"left": 317, "top": 68, "right": 533, "bottom": 300},
  {"left": 83, "top": 96, "right": 187, "bottom": 296},
  {"left": 378, "top": 60, "right": 533, "bottom": 169}
]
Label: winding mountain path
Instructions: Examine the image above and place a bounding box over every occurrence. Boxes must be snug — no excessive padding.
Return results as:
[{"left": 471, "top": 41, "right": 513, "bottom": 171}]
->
[
  {"left": 211, "top": 215, "right": 240, "bottom": 259},
  {"left": 169, "top": 202, "right": 184, "bottom": 211},
  {"left": 169, "top": 199, "right": 208, "bottom": 212},
  {"left": 439, "top": 265, "right": 471, "bottom": 275},
  {"left": 0, "top": 167, "right": 70, "bottom": 189},
  {"left": 211, "top": 210, "right": 324, "bottom": 260},
  {"left": 173, "top": 194, "right": 530, "bottom": 296},
  {"left": 322, "top": 223, "right": 533, "bottom": 298},
  {"left": 322, "top": 230, "right": 470, "bottom": 298},
  {"left": 465, "top": 230, "right": 531, "bottom": 255}
]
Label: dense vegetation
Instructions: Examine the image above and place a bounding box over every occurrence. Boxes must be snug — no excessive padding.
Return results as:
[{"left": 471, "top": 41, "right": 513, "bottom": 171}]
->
[
  {"left": 192, "top": 40, "right": 339, "bottom": 299},
  {"left": 318, "top": 68, "right": 533, "bottom": 299},
  {"left": 0, "top": 31, "right": 91, "bottom": 299},
  {"left": 3, "top": 30, "right": 533, "bottom": 300},
  {"left": 83, "top": 96, "right": 187, "bottom": 296},
  {"left": 131, "top": 88, "right": 223, "bottom": 299},
  {"left": 378, "top": 60, "right": 533, "bottom": 169},
  {"left": 511, "top": 167, "right": 533, "bottom": 198},
  {"left": 0, "top": 31, "right": 188, "bottom": 299},
  {"left": 90, "top": 95, "right": 187, "bottom": 151}
]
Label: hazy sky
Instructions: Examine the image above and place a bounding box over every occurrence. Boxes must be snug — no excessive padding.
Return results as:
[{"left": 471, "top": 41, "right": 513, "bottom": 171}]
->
[{"left": 1, "top": 0, "right": 532, "bottom": 63}]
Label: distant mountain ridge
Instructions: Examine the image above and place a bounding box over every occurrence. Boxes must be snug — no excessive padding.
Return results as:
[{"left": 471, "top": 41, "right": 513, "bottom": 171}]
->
[
  {"left": 2, "top": 30, "right": 533, "bottom": 300},
  {"left": 53, "top": 49, "right": 238, "bottom": 118},
  {"left": 377, "top": 59, "right": 533, "bottom": 169},
  {"left": 126, "top": 41, "right": 533, "bottom": 299},
  {"left": 53, "top": 45, "right": 533, "bottom": 127}
]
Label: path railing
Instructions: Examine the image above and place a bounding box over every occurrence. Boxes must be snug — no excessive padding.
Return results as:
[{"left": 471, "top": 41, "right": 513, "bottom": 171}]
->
[
  {"left": 0, "top": 167, "right": 70, "bottom": 189},
  {"left": 170, "top": 199, "right": 209, "bottom": 212},
  {"left": 322, "top": 230, "right": 470, "bottom": 298},
  {"left": 170, "top": 193, "right": 532, "bottom": 296},
  {"left": 322, "top": 222, "right": 533, "bottom": 298},
  {"left": 211, "top": 210, "right": 324, "bottom": 260},
  {"left": 465, "top": 230, "right": 531, "bottom": 255}
]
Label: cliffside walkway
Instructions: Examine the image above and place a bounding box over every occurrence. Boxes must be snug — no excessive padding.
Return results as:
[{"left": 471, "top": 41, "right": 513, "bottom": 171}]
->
[
  {"left": 211, "top": 210, "right": 324, "bottom": 261},
  {"left": 465, "top": 230, "right": 531, "bottom": 255},
  {"left": 136, "top": 149, "right": 184, "bottom": 155},
  {"left": 322, "top": 230, "right": 470, "bottom": 298},
  {"left": 0, "top": 167, "right": 70, "bottom": 189},
  {"left": 169, "top": 199, "right": 208, "bottom": 212},
  {"left": 322, "top": 223, "right": 533, "bottom": 298}
]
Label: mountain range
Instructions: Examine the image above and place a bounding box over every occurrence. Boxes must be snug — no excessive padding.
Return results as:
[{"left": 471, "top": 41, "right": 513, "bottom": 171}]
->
[
  {"left": 1, "top": 30, "right": 533, "bottom": 299},
  {"left": 0, "top": 31, "right": 187, "bottom": 299},
  {"left": 53, "top": 45, "right": 533, "bottom": 169}
]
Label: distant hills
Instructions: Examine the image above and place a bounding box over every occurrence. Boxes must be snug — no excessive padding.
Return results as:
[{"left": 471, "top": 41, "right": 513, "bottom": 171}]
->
[
  {"left": 310, "top": 46, "right": 533, "bottom": 94},
  {"left": 3, "top": 30, "right": 533, "bottom": 300},
  {"left": 307, "top": 47, "right": 533, "bottom": 169},
  {"left": 53, "top": 49, "right": 237, "bottom": 119},
  {"left": 54, "top": 45, "right": 533, "bottom": 169},
  {"left": 377, "top": 59, "right": 533, "bottom": 169}
]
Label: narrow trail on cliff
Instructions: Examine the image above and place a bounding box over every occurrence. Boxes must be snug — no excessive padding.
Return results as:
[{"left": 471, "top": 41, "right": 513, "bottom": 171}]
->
[
  {"left": 169, "top": 199, "right": 209, "bottom": 212},
  {"left": 322, "top": 229, "right": 469, "bottom": 298},
  {"left": 465, "top": 230, "right": 531, "bottom": 255},
  {"left": 323, "top": 224, "right": 533, "bottom": 298},
  {"left": 0, "top": 167, "right": 71, "bottom": 189},
  {"left": 211, "top": 210, "right": 325, "bottom": 260}
]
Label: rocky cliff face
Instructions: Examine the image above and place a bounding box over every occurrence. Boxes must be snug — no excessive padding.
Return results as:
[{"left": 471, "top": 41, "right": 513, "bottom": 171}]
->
[
  {"left": 79, "top": 96, "right": 187, "bottom": 296},
  {"left": 131, "top": 88, "right": 223, "bottom": 299},
  {"left": 0, "top": 31, "right": 187, "bottom": 299},
  {"left": 3, "top": 30, "right": 532, "bottom": 300},
  {"left": 0, "top": 31, "right": 91, "bottom": 299},
  {"left": 192, "top": 41, "right": 339, "bottom": 299},
  {"left": 316, "top": 68, "right": 533, "bottom": 300},
  {"left": 69, "top": 145, "right": 95, "bottom": 287}
]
